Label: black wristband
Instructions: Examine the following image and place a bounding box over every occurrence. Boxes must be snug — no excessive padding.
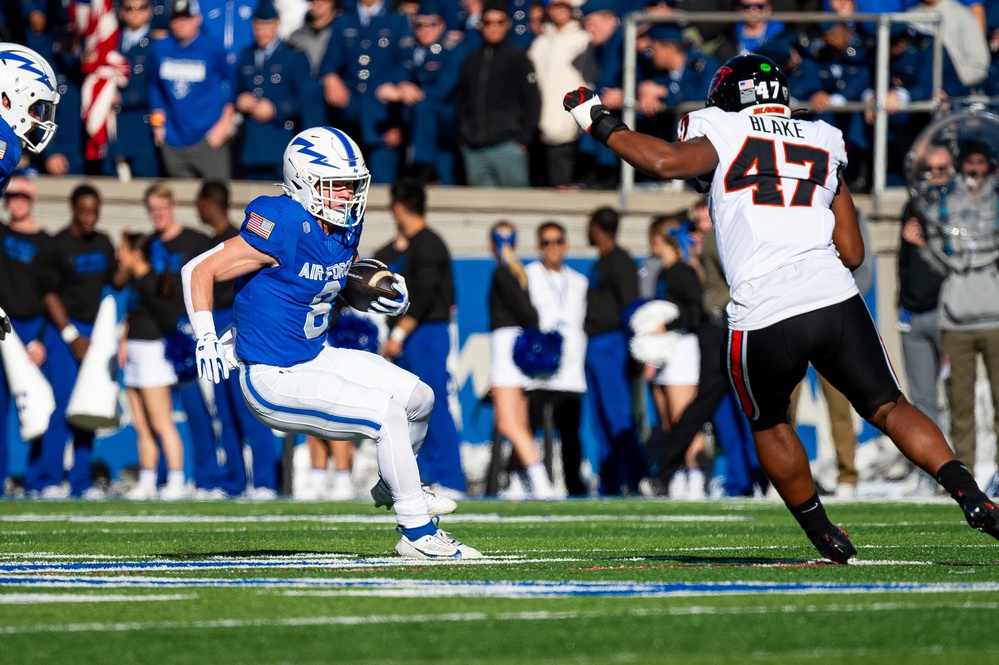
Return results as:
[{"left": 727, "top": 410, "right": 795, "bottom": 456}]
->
[{"left": 589, "top": 105, "right": 628, "bottom": 145}]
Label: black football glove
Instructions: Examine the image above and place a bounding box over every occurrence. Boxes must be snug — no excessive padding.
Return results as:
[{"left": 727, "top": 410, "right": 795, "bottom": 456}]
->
[
  {"left": 563, "top": 87, "right": 628, "bottom": 146},
  {"left": 0, "top": 305, "right": 10, "bottom": 342}
]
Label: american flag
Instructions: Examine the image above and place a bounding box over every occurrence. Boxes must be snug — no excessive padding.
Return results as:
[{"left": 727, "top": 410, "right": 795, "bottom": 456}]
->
[
  {"left": 70, "top": 0, "right": 131, "bottom": 161},
  {"left": 246, "top": 212, "right": 275, "bottom": 240},
  {"left": 739, "top": 79, "right": 754, "bottom": 91}
]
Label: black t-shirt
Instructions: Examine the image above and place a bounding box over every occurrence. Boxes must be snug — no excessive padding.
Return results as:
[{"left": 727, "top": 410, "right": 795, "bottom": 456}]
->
[
  {"left": 37, "top": 228, "right": 118, "bottom": 324},
  {"left": 212, "top": 224, "right": 240, "bottom": 311},
  {"left": 489, "top": 263, "right": 539, "bottom": 331},
  {"left": 149, "top": 227, "right": 214, "bottom": 322},
  {"left": 585, "top": 246, "right": 639, "bottom": 337},
  {"left": 375, "top": 227, "right": 455, "bottom": 324},
  {"left": 126, "top": 271, "right": 180, "bottom": 340},
  {"left": 0, "top": 225, "right": 51, "bottom": 321},
  {"left": 653, "top": 261, "right": 703, "bottom": 334}
]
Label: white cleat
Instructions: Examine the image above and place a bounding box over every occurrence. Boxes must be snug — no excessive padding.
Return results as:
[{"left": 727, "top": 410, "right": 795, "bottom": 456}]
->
[
  {"left": 395, "top": 529, "right": 482, "bottom": 559},
  {"left": 159, "top": 483, "right": 191, "bottom": 501},
  {"left": 371, "top": 479, "right": 458, "bottom": 516},
  {"left": 124, "top": 484, "right": 157, "bottom": 501}
]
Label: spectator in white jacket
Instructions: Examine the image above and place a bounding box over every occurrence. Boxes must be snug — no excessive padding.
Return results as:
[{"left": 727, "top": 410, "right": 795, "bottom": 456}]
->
[{"left": 527, "top": 0, "right": 590, "bottom": 188}]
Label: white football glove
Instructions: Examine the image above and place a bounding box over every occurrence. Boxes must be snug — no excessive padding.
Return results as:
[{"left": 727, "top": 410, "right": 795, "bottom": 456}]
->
[
  {"left": 369, "top": 274, "right": 410, "bottom": 316},
  {"left": 196, "top": 332, "right": 231, "bottom": 384},
  {"left": 0, "top": 305, "right": 10, "bottom": 341}
]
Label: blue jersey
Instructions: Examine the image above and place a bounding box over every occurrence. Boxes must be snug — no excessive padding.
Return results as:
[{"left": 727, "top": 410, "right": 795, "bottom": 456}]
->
[
  {"left": 0, "top": 119, "right": 22, "bottom": 196},
  {"left": 234, "top": 195, "right": 357, "bottom": 366}
]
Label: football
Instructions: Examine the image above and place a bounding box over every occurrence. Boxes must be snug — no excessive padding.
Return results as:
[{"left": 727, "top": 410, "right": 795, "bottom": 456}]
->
[{"left": 340, "top": 259, "right": 399, "bottom": 311}]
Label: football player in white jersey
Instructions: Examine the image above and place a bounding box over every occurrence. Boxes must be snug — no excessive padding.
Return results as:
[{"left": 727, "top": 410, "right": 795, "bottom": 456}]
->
[
  {"left": 182, "top": 126, "right": 480, "bottom": 559},
  {"left": 564, "top": 54, "right": 999, "bottom": 564}
]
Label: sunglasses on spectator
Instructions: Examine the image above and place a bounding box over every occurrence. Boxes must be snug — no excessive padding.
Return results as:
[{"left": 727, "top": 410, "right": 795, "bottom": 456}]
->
[
  {"left": 926, "top": 164, "right": 951, "bottom": 173},
  {"left": 481, "top": 18, "right": 509, "bottom": 27},
  {"left": 540, "top": 237, "right": 566, "bottom": 247},
  {"left": 739, "top": 2, "right": 768, "bottom": 9},
  {"left": 414, "top": 19, "right": 442, "bottom": 28},
  {"left": 3, "top": 192, "right": 31, "bottom": 201}
]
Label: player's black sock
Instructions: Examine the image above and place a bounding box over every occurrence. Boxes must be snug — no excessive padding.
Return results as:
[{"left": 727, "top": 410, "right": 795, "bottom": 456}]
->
[
  {"left": 936, "top": 460, "right": 987, "bottom": 502},
  {"left": 788, "top": 492, "right": 833, "bottom": 539}
]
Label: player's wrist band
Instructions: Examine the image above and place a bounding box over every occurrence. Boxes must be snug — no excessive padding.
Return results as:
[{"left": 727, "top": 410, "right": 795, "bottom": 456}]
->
[
  {"left": 589, "top": 106, "right": 628, "bottom": 146},
  {"left": 190, "top": 311, "right": 217, "bottom": 340},
  {"left": 60, "top": 324, "right": 81, "bottom": 344},
  {"left": 389, "top": 327, "right": 408, "bottom": 344}
]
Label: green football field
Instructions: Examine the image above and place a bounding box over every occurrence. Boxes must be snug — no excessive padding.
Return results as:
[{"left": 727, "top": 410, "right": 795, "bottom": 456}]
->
[{"left": 1, "top": 498, "right": 998, "bottom": 664}]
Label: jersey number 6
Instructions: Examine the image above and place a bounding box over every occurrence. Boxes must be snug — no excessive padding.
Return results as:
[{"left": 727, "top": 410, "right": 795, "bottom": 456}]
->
[{"left": 724, "top": 137, "right": 830, "bottom": 207}]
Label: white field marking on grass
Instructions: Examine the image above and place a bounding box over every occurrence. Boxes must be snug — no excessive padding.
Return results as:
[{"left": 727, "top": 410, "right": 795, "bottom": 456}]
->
[
  {"left": 2, "top": 601, "right": 997, "bottom": 636},
  {"left": 0, "top": 593, "right": 195, "bottom": 605},
  {"left": 0, "top": 513, "right": 749, "bottom": 525}
]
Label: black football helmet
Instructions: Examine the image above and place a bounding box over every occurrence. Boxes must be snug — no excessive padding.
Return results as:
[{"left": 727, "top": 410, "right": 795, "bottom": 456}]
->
[{"left": 705, "top": 54, "right": 790, "bottom": 118}]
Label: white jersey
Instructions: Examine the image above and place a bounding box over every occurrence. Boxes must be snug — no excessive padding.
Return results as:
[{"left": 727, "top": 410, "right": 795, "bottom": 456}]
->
[{"left": 679, "top": 106, "right": 859, "bottom": 330}]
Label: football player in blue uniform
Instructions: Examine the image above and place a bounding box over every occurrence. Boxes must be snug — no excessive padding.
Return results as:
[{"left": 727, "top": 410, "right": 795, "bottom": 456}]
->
[
  {"left": 0, "top": 43, "right": 61, "bottom": 339},
  {"left": 182, "top": 126, "right": 481, "bottom": 559}
]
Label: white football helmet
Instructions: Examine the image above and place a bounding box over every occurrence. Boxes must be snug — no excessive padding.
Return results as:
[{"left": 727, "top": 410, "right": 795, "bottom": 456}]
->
[
  {"left": 0, "top": 43, "right": 60, "bottom": 154},
  {"left": 282, "top": 126, "right": 371, "bottom": 229}
]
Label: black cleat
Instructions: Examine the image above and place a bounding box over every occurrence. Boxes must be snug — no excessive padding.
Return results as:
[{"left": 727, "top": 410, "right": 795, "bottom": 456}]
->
[
  {"left": 959, "top": 491, "right": 999, "bottom": 541},
  {"left": 809, "top": 525, "right": 857, "bottom": 564}
]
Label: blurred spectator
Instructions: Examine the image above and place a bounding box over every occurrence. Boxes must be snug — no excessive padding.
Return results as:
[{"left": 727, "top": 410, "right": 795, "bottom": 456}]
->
[
  {"left": 402, "top": 0, "right": 468, "bottom": 185},
  {"left": 377, "top": 179, "right": 466, "bottom": 496},
  {"left": 577, "top": 0, "right": 623, "bottom": 190},
  {"left": 302, "top": 436, "right": 358, "bottom": 499},
  {"left": 116, "top": 231, "right": 188, "bottom": 500},
  {"left": 0, "top": 175, "right": 51, "bottom": 497},
  {"left": 319, "top": 0, "right": 415, "bottom": 183},
  {"left": 859, "top": 25, "right": 934, "bottom": 185},
  {"left": 22, "top": 0, "right": 71, "bottom": 54},
  {"left": 908, "top": 0, "right": 989, "bottom": 99},
  {"left": 636, "top": 25, "right": 718, "bottom": 141},
  {"left": 527, "top": 0, "right": 589, "bottom": 188},
  {"left": 525, "top": 221, "right": 589, "bottom": 496},
  {"left": 898, "top": 145, "right": 948, "bottom": 429},
  {"left": 195, "top": 180, "right": 279, "bottom": 498},
  {"left": 583, "top": 206, "right": 646, "bottom": 495},
  {"left": 805, "top": 19, "right": 874, "bottom": 190},
  {"left": 644, "top": 216, "right": 706, "bottom": 498},
  {"left": 143, "top": 182, "right": 228, "bottom": 496},
  {"left": 148, "top": 0, "right": 236, "bottom": 179},
  {"left": 457, "top": 0, "right": 540, "bottom": 187},
  {"left": 234, "top": 0, "right": 323, "bottom": 181},
  {"left": 488, "top": 221, "right": 557, "bottom": 499},
  {"left": 447, "top": 0, "right": 484, "bottom": 50},
  {"left": 714, "top": 0, "right": 786, "bottom": 64},
  {"left": 903, "top": 140, "right": 999, "bottom": 494},
  {"left": 36, "top": 184, "right": 128, "bottom": 498},
  {"left": 114, "top": 0, "right": 163, "bottom": 179},
  {"left": 40, "top": 28, "right": 87, "bottom": 176},
  {"left": 286, "top": 0, "right": 337, "bottom": 75},
  {"left": 200, "top": 0, "right": 258, "bottom": 67}
]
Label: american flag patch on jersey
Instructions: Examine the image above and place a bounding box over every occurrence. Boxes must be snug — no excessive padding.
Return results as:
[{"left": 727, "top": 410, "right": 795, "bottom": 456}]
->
[
  {"left": 739, "top": 79, "right": 754, "bottom": 90},
  {"left": 246, "top": 212, "right": 275, "bottom": 239}
]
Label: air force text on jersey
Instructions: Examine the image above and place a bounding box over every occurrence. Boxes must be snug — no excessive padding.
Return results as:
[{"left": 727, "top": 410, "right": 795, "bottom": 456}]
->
[{"left": 297, "top": 260, "right": 352, "bottom": 281}]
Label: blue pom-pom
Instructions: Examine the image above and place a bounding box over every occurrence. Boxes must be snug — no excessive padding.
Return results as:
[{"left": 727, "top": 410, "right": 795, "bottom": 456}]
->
[
  {"left": 328, "top": 309, "right": 381, "bottom": 353},
  {"left": 620, "top": 297, "right": 651, "bottom": 333},
  {"left": 164, "top": 318, "right": 198, "bottom": 383},
  {"left": 513, "top": 328, "right": 563, "bottom": 378}
]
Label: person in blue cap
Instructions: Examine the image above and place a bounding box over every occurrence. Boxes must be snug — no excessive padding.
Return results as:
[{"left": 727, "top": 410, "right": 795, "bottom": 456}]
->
[
  {"left": 576, "top": 0, "right": 624, "bottom": 189},
  {"left": 400, "top": 0, "right": 469, "bottom": 184},
  {"left": 235, "top": 0, "right": 324, "bottom": 180},
  {"left": 319, "top": 0, "right": 416, "bottom": 184},
  {"left": 636, "top": 25, "right": 718, "bottom": 141}
]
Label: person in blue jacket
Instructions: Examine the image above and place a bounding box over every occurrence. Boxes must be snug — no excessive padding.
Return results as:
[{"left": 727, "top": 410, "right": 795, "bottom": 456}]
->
[
  {"left": 234, "top": 0, "right": 324, "bottom": 181},
  {"left": 115, "top": 0, "right": 162, "bottom": 179},
  {"left": 319, "top": 0, "right": 416, "bottom": 183}
]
